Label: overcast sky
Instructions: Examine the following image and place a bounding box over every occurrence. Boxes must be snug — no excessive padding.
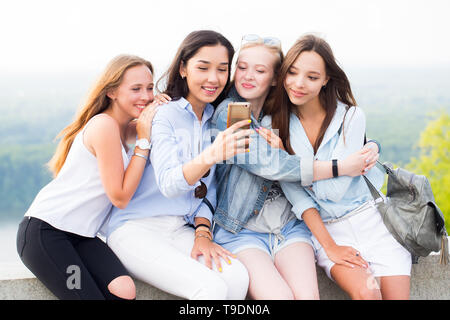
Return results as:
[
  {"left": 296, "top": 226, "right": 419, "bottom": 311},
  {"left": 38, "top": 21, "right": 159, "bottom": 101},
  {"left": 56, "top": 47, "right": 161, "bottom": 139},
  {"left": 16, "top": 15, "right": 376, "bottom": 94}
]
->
[{"left": 1, "top": 0, "right": 450, "bottom": 76}]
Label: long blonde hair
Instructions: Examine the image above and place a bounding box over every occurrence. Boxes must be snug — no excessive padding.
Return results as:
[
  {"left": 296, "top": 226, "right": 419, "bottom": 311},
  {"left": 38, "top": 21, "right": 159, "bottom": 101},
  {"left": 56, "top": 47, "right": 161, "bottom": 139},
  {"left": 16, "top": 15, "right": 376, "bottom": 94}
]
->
[{"left": 47, "top": 54, "right": 153, "bottom": 177}]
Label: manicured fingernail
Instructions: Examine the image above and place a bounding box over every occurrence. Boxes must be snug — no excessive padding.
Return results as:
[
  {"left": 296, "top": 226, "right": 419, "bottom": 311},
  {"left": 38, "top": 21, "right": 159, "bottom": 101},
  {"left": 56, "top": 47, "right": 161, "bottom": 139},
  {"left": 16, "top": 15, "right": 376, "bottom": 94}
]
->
[
  {"left": 219, "top": 267, "right": 223, "bottom": 272},
  {"left": 246, "top": 149, "right": 250, "bottom": 153},
  {"left": 365, "top": 159, "right": 370, "bottom": 163},
  {"left": 248, "top": 120, "right": 251, "bottom": 123},
  {"left": 364, "top": 168, "right": 368, "bottom": 172},
  {"left": 227, "top": 260, "right": 231, "bottom": 264}
]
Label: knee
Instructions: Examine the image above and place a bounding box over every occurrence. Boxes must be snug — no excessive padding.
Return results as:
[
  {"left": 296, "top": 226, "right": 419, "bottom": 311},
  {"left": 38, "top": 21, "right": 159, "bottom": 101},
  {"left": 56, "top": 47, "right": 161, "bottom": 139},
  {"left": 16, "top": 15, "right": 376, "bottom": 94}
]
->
[
  {"left": 353, "top": 286, "right": 382, "bottom": 300},
  {"left": 294, "top": 290, "right": 320, "bottom": 300},
  {"left": 108, "top": 275, "right": 136, "bottom": 300},
  {"left": 196, "top": 279, "right": 228, "bottom": 300}
]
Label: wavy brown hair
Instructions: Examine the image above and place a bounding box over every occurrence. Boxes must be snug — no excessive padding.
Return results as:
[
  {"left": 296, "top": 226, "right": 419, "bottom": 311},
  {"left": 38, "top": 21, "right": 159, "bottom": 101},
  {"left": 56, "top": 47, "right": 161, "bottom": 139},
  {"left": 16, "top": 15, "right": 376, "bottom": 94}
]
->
[
  {"left": 47, "top": 54, "right": 153, "bottom": 177},
  {"left": 266, "top": 34, "right": 356, "bottom": 155}
]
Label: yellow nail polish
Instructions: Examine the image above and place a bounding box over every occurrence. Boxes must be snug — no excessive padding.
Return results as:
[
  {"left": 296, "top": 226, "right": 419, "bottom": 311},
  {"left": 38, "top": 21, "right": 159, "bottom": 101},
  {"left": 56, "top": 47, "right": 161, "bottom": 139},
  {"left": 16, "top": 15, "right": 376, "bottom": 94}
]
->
[
  {"left": 228, "top": 260, "right": 231, "bottom": 264},
  {"left": 219, "top": 267, "right": 223, "bottom": 272},
  {"left": 248, "top": 120, "right": 251, "bottom": 123}
]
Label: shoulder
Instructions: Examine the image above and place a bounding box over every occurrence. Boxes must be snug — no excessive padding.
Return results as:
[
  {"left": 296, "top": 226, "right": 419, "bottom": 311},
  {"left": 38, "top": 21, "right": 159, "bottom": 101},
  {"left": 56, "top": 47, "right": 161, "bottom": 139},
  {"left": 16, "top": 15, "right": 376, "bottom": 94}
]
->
[
  {"left": 153, "top": 99, "right": 182, "bottom": 121},
  {"left": 83, "top": 114, "right": 120, "bottom": 150},
  {"left": 343, "top": 105, "right": 365, "bottom": 125},
  {"left": 85, "top": 114, "right": 120, "bottom": 137}
]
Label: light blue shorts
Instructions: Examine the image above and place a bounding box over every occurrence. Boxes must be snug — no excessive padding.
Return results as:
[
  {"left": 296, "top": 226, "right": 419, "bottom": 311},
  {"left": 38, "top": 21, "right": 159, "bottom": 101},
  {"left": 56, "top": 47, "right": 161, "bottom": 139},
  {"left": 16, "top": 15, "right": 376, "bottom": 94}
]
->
[{"left": 213, "top": 219, "right": 313, "bottom": 259}]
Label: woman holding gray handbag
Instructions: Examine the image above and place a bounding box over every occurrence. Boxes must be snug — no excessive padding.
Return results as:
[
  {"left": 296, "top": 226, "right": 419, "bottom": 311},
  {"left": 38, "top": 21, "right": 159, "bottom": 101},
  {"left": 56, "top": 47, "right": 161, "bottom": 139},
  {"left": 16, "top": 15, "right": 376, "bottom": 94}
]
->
[{"left": 266, "top": 34, "right": 412, "bottom": 299}]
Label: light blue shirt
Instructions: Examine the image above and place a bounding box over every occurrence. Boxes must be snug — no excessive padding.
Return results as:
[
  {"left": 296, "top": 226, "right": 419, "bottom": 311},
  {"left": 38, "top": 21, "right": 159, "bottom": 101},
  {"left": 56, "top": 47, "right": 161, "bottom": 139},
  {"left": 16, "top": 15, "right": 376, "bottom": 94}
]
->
[
  {"left": 106, "top": 97, "right": 217, "bottom": 238},
  {"left": 272, "top": 103, "right": 385, "bottom": 222}
]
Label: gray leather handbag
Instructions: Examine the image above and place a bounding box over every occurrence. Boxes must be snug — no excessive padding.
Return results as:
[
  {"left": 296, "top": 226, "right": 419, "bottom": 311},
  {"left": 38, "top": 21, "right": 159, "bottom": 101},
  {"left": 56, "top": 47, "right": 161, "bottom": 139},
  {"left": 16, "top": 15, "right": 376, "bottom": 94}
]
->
[{"left": 363, "top": 161, "right": 448, "bottom": 265}]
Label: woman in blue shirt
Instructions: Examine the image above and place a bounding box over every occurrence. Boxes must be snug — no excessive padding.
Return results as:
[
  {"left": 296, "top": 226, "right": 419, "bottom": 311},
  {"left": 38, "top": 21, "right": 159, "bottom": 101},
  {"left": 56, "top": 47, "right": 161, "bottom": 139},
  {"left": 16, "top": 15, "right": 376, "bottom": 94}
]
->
[
  {"left": 267, "top": 34, "right": 411, "bottom": 299},
  {"left": 106, "top": 30, "right": 251, "bottom": 300},
  {"left": 211, "top": 35, "right": 382, "bottom": 299}
]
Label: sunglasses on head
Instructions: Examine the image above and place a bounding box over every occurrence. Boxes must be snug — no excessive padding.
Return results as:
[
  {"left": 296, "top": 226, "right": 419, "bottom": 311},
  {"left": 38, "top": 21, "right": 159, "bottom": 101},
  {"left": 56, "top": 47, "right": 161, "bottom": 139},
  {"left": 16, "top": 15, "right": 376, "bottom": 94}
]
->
[
  {"left": 194, "top": 169, "right": 210, "bottom": 199},
  {"left": 241, "top": 34, "right": 281, "bottom": 49}
]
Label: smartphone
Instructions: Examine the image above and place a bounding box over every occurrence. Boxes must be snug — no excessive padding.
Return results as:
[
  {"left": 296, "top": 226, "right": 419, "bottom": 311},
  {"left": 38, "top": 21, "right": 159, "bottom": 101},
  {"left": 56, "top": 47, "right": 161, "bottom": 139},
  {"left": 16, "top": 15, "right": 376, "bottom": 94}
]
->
[{"left": 226, "top": 102, "right": 251, "bottom": 129}]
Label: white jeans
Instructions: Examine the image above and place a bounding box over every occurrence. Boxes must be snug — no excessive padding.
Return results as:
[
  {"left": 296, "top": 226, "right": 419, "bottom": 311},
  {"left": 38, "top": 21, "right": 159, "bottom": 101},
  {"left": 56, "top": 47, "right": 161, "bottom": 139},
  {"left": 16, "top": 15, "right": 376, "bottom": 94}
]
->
[{"left": 107, "top": 215, "right": 249, "bottom": 300}]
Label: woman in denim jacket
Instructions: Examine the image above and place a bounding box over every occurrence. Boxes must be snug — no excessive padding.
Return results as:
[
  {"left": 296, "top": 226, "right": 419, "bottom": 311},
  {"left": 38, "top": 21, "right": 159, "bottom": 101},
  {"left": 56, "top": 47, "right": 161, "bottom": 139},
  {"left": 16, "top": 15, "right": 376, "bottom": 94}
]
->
[
  {"left": 267, "top": 34, "right": 411, "bottom": 299},
  {"left": 211, "top": 35, "right": 381, "bottom": 299}
]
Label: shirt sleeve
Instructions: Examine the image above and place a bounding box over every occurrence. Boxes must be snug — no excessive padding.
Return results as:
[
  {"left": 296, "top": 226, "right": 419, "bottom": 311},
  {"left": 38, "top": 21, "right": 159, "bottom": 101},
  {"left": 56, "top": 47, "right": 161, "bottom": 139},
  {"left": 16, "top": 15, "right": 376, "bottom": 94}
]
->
[
  {"left": 150, "top": 109, "right": 199, "bottom": 198},
  {"left": 280, "top": 181, "right": 319, "bottom": 221},
  {"left": 311, "top": 107, "right": 366, "bottom": 202},
  {"left": 211, "top": 105, "right": 313, "bottom": 185}
]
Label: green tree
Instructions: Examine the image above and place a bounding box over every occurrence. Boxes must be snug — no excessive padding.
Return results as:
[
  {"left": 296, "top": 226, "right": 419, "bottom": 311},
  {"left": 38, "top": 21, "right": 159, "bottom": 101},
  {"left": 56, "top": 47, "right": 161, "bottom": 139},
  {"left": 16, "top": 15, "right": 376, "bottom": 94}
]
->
[{"left": 406, "top": 111, "right": 450, "bottom": 231}]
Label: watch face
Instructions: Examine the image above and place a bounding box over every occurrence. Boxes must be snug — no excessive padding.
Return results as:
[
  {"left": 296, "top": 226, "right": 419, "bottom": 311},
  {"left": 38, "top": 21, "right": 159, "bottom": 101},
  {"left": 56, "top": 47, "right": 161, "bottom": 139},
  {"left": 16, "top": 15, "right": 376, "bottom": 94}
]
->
[{"left": 137, "top": 139, "right": 151, "bottom": 149}]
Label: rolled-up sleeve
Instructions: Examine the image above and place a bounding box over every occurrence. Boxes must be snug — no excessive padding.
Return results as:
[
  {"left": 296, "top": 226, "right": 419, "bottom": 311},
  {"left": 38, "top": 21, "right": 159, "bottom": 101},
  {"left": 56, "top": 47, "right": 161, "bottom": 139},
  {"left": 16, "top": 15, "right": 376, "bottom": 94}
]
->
[
  {"left": 150, "top": 110, "right": 198, "bottom": 198},
  {"left": 280, "top": 181, "right": 319, "bottom": 221}
]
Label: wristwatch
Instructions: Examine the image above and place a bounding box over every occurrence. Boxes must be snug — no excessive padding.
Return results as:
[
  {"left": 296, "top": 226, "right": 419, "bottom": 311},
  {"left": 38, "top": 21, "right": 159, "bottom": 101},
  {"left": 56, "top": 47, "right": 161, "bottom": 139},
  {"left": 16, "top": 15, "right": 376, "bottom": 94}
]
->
[{"left": 135, "top": 138, "right": 152, "bottom": 150}]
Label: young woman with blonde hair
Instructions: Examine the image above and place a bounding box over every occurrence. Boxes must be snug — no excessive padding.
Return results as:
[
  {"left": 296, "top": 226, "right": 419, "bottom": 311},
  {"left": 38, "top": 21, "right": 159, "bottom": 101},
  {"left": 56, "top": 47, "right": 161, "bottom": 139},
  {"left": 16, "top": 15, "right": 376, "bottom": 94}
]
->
[{"left": 17, "top": 54, "right": 163, "bottom": 299}]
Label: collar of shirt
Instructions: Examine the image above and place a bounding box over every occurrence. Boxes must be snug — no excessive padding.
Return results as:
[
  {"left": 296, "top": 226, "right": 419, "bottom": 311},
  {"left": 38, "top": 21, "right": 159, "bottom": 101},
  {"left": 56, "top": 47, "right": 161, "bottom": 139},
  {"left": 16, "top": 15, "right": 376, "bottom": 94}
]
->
[
  {"left": 174, "top": 97, "right": 215, "bottom": 126},
  {"left": 290, "top": 103, "right": 348, "bottom": 154}
]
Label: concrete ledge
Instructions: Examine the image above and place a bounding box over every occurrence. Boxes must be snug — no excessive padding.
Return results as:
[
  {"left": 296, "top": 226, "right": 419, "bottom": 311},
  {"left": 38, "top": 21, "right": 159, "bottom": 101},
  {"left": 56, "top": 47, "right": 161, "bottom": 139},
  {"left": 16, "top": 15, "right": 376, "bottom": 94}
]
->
[{"left": 1, "top": 253, "right": 448, "bottom": 300}]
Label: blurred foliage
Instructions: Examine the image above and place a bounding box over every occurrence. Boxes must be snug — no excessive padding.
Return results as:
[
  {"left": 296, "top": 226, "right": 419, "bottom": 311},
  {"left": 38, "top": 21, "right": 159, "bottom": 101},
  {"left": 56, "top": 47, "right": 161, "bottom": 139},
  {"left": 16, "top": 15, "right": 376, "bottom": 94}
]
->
[{"left": 406, "top": 111, "right": 450, "bottom": 231}]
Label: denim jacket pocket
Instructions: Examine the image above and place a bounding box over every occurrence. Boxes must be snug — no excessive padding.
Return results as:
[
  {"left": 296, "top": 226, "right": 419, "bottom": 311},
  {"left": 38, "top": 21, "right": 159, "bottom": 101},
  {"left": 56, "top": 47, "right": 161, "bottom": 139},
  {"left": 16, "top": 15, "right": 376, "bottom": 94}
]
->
[{"left": 16, "top": 217, "right": 31, "bottom": 257}]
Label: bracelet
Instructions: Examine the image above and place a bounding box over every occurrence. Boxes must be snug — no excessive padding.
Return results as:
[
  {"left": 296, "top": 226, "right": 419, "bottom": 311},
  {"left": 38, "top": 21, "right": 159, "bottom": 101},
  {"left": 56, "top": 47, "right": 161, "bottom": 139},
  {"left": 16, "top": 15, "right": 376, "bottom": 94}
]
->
[
  {"left": 195, "top": 228, "right": 212, "bottom": 239},
  {"left": 133, "top": 152, "right": 148, "bottom": 161},
  {"left": 195, "top": 233, "right": 212, "bottom": 241},
  {"left": 332, "top": 159, "right": 338, "bottom": 178},
  {"left": 194, "top": 223, "right": 211, "bottom": 230}
]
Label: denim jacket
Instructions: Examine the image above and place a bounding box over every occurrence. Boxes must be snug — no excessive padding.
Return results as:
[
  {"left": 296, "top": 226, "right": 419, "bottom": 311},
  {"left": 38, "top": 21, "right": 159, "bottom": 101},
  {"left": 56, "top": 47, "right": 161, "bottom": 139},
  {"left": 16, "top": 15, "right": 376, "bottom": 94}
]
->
[{"left": 211, "top": 87, "right": 315, "bottom": 234}]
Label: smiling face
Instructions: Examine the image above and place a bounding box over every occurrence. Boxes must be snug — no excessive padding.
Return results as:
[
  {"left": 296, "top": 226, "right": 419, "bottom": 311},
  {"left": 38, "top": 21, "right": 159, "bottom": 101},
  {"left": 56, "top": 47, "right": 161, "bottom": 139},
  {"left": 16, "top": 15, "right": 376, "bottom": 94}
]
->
[
  {"left": 179, "top": 44, "right": 230, "bottom": 109},
  {"left": 109, "top": 64, "right": 154, "bottom": 119},
  {"left": 234, "top": 45, "right": 278, "bottom": 102},
  {"left": 284, "top": 50, "right": 329, "bottom": 107}
]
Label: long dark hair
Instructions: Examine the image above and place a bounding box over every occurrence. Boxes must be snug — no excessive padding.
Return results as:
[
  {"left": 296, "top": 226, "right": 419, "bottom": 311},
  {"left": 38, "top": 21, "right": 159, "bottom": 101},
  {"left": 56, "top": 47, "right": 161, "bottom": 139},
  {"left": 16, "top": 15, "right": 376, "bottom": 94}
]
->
[
  {"left": 267, "top": 34, "right": 357, "bottom": 155},
  {"left": 157, "top": 30, "right": 235, "bottom": 107}
]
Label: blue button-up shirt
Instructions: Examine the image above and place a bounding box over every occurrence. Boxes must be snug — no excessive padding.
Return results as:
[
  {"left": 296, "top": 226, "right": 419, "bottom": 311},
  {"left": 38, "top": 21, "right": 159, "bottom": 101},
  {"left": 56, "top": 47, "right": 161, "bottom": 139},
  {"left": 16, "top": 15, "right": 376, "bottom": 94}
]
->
[
  {"left": 106, "top": 97, "right": 216, "bottom": 238},
  {"left": 278, "top": 103, "right": 385, "bottom": 222}
]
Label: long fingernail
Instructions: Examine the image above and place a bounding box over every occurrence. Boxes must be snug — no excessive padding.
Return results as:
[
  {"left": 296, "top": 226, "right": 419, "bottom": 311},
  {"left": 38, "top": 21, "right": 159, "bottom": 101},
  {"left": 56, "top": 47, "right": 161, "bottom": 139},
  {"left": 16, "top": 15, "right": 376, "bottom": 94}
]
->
[
  {"left": 219, "top": 267, "right": 223, "bottom": 272},
  {"left": 227, "top": 260, "right": 231, "bottom": 265},
  {"left": 248, "top": 120, "right": 251, "bottom": 123}
]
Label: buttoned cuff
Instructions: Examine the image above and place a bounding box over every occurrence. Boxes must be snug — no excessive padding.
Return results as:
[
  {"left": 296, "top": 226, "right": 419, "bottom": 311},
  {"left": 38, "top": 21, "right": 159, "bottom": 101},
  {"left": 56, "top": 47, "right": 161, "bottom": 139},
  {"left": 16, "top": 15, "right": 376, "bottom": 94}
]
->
[
  {"left": 366, "top": 139, "right": 381, "bottom": 155},
  {"left": 300, "top": 156, "right": 314, "bottom": 187},
  {"left": 185, "top": 202, "right": 213, "bottom": 225}
]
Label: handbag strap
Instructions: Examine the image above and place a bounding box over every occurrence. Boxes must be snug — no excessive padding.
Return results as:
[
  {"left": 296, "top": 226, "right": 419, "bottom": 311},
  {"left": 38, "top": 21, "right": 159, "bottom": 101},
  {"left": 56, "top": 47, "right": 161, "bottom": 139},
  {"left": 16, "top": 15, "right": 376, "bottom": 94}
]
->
[
  {"left": 202, "top": 197, "right": 215, "bottom": 215},
  {"left": 362, "top": 175, "right": 384, "bottom": 202}
]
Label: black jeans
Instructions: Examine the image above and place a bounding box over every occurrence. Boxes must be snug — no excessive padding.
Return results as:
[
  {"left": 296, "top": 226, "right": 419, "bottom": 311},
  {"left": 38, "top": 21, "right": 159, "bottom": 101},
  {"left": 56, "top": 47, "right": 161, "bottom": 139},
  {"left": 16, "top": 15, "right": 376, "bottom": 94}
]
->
[{"left": 16, "top": 216, "right": 131, "bottom": 300}]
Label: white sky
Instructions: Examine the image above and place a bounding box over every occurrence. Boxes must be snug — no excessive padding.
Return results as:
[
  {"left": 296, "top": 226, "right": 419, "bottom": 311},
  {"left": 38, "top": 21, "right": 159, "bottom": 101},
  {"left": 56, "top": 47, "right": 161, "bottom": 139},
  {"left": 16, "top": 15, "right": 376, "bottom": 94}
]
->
[{"left": 1, "top": 0, "right": 450, "bottom": 76}]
